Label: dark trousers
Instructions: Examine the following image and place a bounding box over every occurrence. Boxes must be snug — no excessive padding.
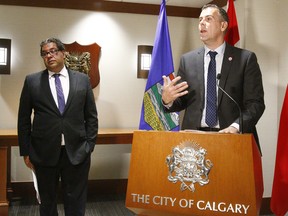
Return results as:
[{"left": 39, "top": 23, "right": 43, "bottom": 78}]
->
[{"left": 34, "top": 147, "right": 91, "bottom": 216}]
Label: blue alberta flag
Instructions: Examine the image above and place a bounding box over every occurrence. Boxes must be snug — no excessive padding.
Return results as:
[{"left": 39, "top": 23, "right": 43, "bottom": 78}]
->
[{"left": 139, "top": 0, "right": 179, "bottom": 131}]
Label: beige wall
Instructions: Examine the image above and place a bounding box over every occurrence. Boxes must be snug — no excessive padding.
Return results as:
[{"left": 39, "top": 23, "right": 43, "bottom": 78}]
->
[{"left": 0, "top": 0, "right": 285, "bottom": 198}]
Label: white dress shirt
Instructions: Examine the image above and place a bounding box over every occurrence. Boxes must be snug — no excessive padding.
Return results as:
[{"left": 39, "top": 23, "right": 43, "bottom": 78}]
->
[
  {"left": 200, "top": 43, "right": 225, "bottom": 128},
  {"left": 48, "top": 66, "right": 70, "bottom": 145},
  {"left": 48, "top": 67, "right": 69, "bottom": 106}
]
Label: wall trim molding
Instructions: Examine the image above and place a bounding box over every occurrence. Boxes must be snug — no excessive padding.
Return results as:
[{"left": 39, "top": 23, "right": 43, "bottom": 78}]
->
[{"left": 0, "top": 0, "right": 228, "bottom": 18}]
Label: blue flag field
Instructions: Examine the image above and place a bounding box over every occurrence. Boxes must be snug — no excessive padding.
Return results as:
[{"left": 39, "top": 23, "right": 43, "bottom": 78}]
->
[{"left": 139, "top": 0, "right": 179, "bottom": 131}]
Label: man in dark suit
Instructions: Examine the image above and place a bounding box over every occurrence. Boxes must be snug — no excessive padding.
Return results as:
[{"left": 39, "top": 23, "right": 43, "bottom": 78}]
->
[
  {"left": 162, "top": 4, "right": 265, "bottom": 150},
  {"left": 18, "top": 37, "right": 98, "bottom": 216}
]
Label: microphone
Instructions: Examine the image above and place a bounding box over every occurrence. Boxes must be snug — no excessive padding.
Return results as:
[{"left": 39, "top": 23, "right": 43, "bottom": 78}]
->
[{"left": 216, "top": 74, "right": 243, "bottom": 134}]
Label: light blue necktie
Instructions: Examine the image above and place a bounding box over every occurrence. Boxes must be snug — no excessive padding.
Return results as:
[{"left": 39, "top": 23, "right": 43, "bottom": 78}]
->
[
  {"left": 53, "top": 74, "right": 65, "bottom": 114},
  {"left": 205, "top": 51, "right": 218, "bottom": 127}
]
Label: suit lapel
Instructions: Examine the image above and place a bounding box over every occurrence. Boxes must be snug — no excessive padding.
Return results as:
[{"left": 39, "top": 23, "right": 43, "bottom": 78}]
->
[
  {"left": 41, "top": 70, "right": 60, "bottom": 113},
  {"left": 65, "top": 69, "right": 78, "bottom": 110},
  {"left": 218, "top": 44, "right": 234, "bottom": 105},
  {"left": 197, "top": 48, "right": 205, "bottom": 103}
]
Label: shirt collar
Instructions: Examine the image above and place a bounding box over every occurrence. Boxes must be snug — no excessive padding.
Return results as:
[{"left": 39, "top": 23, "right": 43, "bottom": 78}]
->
[
  {"left": 48, "top": 66, "right": 68, "bottom": 78},
  {"left": 204, "top": 42, "right": 226, "bottom": 56}
]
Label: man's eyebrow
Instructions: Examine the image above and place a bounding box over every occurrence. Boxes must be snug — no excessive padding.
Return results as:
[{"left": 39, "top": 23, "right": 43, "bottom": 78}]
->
[{"left": 199, "top": 15, "right": 214, "bottom": 19}]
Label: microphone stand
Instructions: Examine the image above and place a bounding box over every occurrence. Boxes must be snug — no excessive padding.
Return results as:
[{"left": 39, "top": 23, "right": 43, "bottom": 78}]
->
[{"left": 216, "top": 74, "right": 243, "bottom": 134}]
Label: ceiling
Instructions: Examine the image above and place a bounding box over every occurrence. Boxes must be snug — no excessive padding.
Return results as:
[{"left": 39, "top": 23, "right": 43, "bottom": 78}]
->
[{"left": 104, "top": 0, "right": 212, "bottom": 8}]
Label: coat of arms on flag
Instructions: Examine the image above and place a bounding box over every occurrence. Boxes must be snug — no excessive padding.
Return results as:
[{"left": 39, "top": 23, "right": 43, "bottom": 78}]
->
[{"left": 139, "top": 0, "right": 179, "bottom": 131}]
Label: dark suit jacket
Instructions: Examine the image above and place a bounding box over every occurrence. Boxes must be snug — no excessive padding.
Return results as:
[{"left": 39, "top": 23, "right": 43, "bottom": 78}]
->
[
  {"left": 18, "top": 68, "right": 98, "bottom": 166},
  {"left": 166, "top": 44, "right": 265, "bottom": 149}
]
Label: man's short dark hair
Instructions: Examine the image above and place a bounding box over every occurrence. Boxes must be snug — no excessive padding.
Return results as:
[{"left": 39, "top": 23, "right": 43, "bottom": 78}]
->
[
  {"left": 40, "top": 37, "right": 65, "bottom": 54},
  {"left": 202, "top": 4, "right": 229, "bottom": 24}
]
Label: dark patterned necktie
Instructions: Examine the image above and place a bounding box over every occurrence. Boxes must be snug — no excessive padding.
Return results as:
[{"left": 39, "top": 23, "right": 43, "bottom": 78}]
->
[
  {"left": 53, "top": 74, "right": 65, "bottom": 114},
  {"left": 205, "top": 51, "right": 218, "bottom": 127}
]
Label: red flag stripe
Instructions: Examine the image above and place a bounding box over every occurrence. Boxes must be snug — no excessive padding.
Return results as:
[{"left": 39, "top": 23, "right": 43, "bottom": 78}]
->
[
  {"left": 224, "top": 0, "right": 240, "bottom": 46},
  {"left": 271, "top": 85, "right": 288, "bottom": 216}
]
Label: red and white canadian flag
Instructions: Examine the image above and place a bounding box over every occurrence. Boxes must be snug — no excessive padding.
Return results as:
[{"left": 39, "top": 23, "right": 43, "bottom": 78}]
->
[{"left": 224, "top": 0, "right": 240, "bottom": 46}]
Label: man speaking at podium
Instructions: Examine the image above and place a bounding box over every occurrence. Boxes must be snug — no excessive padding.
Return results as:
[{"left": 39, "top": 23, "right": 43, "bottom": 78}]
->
[{"left": 162, "top": 4, "right": 265, "bottom": 150}]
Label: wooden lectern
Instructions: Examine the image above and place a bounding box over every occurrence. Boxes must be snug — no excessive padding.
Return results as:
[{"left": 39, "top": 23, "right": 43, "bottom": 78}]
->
[{"left": 126, "top": 130, "right": 263, "bottom": 216}]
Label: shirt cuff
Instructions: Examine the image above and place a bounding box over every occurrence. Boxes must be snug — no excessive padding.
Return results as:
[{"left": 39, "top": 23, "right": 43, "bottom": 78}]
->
[
  {"left": 162, "top": 100, "right": 173, "bottom": 108},
  {"left": 231, "top": 123, "right": 240, "bottom": 132}
]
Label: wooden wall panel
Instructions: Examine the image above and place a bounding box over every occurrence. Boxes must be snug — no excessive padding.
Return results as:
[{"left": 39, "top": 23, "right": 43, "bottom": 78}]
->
[{"left": 0, "top": 0, "right": 228, "bottom": 18}]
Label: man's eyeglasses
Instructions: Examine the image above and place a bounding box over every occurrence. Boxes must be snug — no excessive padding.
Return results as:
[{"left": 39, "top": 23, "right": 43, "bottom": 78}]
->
[{"left": 41, "top": 49, "right": 60, "bottom": 57}]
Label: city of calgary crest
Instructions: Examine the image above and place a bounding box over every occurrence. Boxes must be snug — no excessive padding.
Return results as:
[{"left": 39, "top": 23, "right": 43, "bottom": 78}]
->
[{"left": 166, "top": 141, "right": 213, "bottom": 192}]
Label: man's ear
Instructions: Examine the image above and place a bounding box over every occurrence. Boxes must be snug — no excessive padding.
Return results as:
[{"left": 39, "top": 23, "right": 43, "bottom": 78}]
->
[{"left": 221, "top": 21, "right": 228, "bottom": 32}]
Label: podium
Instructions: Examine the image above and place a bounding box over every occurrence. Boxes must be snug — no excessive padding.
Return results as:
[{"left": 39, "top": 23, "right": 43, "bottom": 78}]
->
[{"left": 126, "top": 130, "right": 263, "bottom": 216}]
